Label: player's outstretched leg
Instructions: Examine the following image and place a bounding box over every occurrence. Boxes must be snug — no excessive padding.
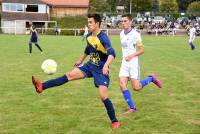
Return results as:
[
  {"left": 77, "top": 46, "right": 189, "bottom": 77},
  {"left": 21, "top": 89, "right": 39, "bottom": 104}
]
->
[
  {"left": 32, "top": 76, "right": 43, "bottom": 93},
  {"left": 32, "top": 75, "right": 68, "bottom": 94},
  {"left": 140, "top": 74, "right": 162, "bottom": 88},
  {"left": 32, "top": 68, "right": 84, "bottom": 93}
]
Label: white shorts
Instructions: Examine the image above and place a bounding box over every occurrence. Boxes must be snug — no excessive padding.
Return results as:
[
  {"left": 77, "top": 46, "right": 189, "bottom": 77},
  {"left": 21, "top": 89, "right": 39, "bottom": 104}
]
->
[
  {"left": 119, "top": 59, "right": 140, "bottom": 80},
  {"left": 189, "top": 36, "right": 195, "bottom": 43}
]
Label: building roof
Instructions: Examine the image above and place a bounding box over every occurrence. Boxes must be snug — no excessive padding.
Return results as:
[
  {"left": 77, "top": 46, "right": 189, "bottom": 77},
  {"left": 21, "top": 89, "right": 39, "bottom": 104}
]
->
[{"left": 41, "top": 0, "right": 89, "bottom": 7}]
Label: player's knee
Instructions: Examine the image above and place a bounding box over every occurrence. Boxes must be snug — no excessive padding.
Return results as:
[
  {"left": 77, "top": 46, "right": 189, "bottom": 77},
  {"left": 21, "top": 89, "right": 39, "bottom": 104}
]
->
[
  {"left": 66, "top": 72, "right": 75, "bottom": 80},
  {"left": 119, "top": 80, "right": 126, "bottom": 90},
  {"left": 132, "top": 86, "right": 141, "bottom": 91},
  {"left": 100, "top": 95, "right": 107, "bottom": 101}
]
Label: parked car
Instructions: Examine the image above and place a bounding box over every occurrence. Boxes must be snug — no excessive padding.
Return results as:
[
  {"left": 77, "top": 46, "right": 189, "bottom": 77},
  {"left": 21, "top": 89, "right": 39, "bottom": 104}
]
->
[{"left": 152, "top": 16, "right": 165, "bottom": 23}]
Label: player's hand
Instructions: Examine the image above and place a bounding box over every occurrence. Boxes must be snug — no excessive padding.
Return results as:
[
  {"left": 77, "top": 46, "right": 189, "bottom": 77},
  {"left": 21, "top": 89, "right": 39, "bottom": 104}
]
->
[
  {"left": 74, "top": 60, "right": 82, "bottom": 67},
  {"left": 125, "top": 55, "right": 134, "bottom": 61},
  {"left": 103, "top": 64, "right": 109, "bottom": 75}
]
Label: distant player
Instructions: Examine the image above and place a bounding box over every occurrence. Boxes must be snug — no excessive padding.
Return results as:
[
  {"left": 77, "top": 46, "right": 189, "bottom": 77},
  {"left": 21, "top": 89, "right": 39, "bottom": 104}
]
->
[
  {"left": 188, "top": 24, "right": 196, "bottom": 50},
  {"left": 119, "top": 14, "right": 162, "bottom": 114},
  {"left": 82, "top": 25, "right": 88, "bottom": 41},
  {"left": 32, "top": 14, "right": 120, "bottom": 128},
  {"left": 28, "top": 24, "right": 43, "bottom": 54}
]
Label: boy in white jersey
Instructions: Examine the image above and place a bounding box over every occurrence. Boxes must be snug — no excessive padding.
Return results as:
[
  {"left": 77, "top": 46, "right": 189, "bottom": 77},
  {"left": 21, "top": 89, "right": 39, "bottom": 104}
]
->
[
  {"left": 188, "top": 24, "right": 196, "bottom": 50},
  {"left": 119, "top": 14, "right": 162, "bottom": 114}
]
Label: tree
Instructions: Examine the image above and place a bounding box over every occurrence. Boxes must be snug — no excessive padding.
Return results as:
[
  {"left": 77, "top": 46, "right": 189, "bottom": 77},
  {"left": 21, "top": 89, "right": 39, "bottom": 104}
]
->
[
  {"left": 176, "top": 0, "right": 198, "bottom": 12},
  {"left": 152, "top": 0, "right": 159, "bottom": 12},
  {"left": 89, "top": 0, "right": 111, "bottom": 13},
  {"left": 130, "top": 0, "right": 153, "bottom": 12},
  {"left": 160, "top": 0, "right": 179, "bottom": 13},
  {"left": 187, "top": 1, "right": 200, "bottom": 15},
  {"left": 107, "top": 0, "right": 120, "bottom": 12}
]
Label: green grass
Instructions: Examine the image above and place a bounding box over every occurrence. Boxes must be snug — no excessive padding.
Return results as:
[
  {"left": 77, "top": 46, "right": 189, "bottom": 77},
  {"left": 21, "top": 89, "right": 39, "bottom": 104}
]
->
[{"left": 0, "top": 34, "right": 200, "bottom": 134}]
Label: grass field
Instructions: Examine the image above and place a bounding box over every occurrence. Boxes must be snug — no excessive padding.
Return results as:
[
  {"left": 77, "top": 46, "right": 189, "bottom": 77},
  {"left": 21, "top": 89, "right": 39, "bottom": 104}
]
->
[{"left": 0, "top": 34, "right": 200, "bottom": 134}]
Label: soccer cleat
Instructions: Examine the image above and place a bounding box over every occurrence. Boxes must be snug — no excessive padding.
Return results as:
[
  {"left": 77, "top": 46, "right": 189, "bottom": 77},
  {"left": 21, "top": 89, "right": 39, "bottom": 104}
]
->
[
  {"left": 32, "top": 76, "right": 43, "bottom": 93},
  {"left": 112, "top": 122, "right": 120, "bottom": 129},
  {"left": 123, "top": 108, "right": 137, "bottom": 114},
  {"left": 150, "top": 74, "right": 162, "bottom": 88}
]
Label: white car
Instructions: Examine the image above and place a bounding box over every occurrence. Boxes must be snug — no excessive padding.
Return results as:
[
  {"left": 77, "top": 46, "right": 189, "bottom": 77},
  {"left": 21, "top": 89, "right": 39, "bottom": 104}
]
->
[{"left": 152, "top": 16, "right": 165, "bottom": 23}]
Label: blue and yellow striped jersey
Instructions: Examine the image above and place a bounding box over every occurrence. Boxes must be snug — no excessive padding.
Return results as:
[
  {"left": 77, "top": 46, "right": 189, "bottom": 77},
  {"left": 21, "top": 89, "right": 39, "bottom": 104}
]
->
[{"left": 84, "top": 31, "right": 115, "bottom": 68}]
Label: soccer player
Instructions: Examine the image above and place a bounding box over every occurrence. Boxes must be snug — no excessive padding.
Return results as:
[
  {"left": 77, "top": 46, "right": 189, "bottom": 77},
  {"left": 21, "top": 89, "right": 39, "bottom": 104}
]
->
[
  {"left": 29, "top": 24, "right": 43, "bottom": 54},
  {"left": 82, "top": 25, "right": 89, "bottom": 41},
  {"left": 119, "top": 14, "right": 162, "bottom": 114},
  {"left": 32, "top": 14, "right": 120, "bottom": 129},
  {"left": 188, "top": 24, "right": 196, "bottom": 50}
]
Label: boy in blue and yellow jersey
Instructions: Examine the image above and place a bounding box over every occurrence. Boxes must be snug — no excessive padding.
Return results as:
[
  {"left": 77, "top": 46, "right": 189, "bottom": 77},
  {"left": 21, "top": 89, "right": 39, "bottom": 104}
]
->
[
  {"left": 29, "top": 24, "right": 43, "bottom": 54},
  {"left": 32, "top": 14, "right": 120, "bottom": 129}
]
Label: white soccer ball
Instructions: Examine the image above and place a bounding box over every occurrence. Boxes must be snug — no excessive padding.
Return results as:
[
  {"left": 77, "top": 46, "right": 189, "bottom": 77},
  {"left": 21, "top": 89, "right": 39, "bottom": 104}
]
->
[{"left": 41, "top": 59, "right": 57, "bottom": 75}]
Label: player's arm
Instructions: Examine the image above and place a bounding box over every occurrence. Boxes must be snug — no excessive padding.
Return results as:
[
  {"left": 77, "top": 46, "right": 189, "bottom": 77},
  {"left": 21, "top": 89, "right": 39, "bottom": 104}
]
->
[
  {"left": 74, "top": 54, "right": 88, "bottom": 67},
  {"left": 134, "top": 41, "right": 144, "bottom": 56},
  {"left": 101, "top": 35, "right": 116, "bottom": 75},
  {"left": 35, "top": 30, "right": 39, "bottom": 40},
  {"left": 125, "top": 41, "right": 144, "bottom": 61},
  {"left": 29, "top": 26, "right": 33, "bottom": 35},
  {"left": 103, "top": 48, "right": 115, "bottom": 75},
  {"left": 30, "top": 26, "right": 33, "bottom": 31},
  {"left": 74, "top": 45, "right": 89, "bottom": 67}
]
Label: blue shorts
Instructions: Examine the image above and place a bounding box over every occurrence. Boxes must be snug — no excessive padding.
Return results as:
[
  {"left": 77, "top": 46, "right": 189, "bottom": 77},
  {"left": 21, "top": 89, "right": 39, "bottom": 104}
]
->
[{"left": 78, "top": 63, "right": 110, "bottom": 88}]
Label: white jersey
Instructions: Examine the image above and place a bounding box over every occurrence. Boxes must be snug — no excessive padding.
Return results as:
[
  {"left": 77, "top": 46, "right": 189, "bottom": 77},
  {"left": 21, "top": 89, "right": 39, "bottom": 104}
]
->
[
  {"left": 120, "top": 29, "right": 142, "bottom": 59},
  {"left": 119, "top": 29, "right": 142, "bottom": 79},
  {"left": 189, "top": 27, "right": 196, "bottom": 42},
  {"left": 84, "top": 27, "right": 88, "bottom": 36}
]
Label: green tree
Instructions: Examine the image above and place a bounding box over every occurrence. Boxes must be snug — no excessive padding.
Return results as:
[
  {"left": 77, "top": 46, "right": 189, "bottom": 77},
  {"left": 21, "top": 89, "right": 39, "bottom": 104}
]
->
[
  {"left": 176, "top": 0, "right": 198, "bottom": 12},
  {"left": 187, "top": 1, "right": 200, "bottom": 15},
  {"left": 89, "top": 0, "right": 111, "bottom": 13},
  {"left": 152, "top": 0, "right": 159, "bottom": 12},
  {"left": 106, "top": 0, "right": 119, "bottom": 12},
  {"left": 160, "top": 0, "right": 179, "bottom": 13},
  {"left": 130, "top": 0, "right": 153, "bottom": 12}
]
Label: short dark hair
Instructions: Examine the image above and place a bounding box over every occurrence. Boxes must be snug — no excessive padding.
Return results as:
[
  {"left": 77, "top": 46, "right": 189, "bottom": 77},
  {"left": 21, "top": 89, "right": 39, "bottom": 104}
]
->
[
  {"left": 122, "top": 14, "right": 132, "bottom": 21},
  {"left": 88, "top": 13, "right": 102, "bottom": 27}
]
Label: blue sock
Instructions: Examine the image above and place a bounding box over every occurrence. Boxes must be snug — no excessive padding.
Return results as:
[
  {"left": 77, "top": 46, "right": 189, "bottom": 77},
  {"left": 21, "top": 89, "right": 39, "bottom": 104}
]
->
[
  {"left": 122, "top": 89, "right": 136, "bottom": 109},
  {"left": 42, "top": 75, "right": 68, "bottom": 90},
  {"left": 29, "top": 42, "right": 32, "bottom": 53},
  {"left": 140, "top": 76, "right": 153, "bottom": 88},
  {"left": 103, "top": 98, "right": 118, "bottom": 123},
  {"left": 191, "top": 42, "right": 195, "bottom": 50}
]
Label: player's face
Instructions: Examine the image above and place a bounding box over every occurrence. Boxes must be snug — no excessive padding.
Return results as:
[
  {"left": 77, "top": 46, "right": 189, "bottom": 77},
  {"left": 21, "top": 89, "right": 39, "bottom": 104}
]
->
[
  {"left": 88, "top": 18, "right": 99, "bottom": 32},
  {"left": 121, "top": 17, "right": 132, "bottom": 30}
]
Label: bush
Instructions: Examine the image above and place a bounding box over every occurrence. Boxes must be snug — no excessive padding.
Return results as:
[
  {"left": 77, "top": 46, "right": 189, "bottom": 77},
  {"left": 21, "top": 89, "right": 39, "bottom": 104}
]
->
[
  {"left": 43, "top": 28, "right": 77, "bottom": 36},
  {"left": 50, "top": 16, "right": 87, "bottom": 29}
]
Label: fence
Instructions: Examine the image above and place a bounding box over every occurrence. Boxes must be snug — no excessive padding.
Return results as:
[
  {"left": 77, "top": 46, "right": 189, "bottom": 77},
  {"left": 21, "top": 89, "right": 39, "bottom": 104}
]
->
[{"left": 0, "top": 27, "right": 188, "bottom": 36}]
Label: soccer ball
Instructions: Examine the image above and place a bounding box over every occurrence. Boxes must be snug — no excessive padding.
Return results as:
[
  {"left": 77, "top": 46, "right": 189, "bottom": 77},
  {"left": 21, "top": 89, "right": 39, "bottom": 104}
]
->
[{"left": 41, "top": 59, "right": 57, "bottom": 75}]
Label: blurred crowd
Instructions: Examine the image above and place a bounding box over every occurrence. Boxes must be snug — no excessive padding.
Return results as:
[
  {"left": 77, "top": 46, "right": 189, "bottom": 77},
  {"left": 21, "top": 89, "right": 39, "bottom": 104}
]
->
[{"left": 102, "top": 15, "right": 200, "bottom": 36}]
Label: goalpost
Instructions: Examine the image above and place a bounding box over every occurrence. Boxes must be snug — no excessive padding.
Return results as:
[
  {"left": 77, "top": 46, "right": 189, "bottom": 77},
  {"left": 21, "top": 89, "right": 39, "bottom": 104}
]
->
[{"left": 14, "top": 20, "right": 57, "bottom": 35}]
